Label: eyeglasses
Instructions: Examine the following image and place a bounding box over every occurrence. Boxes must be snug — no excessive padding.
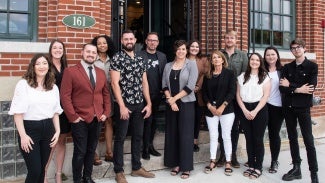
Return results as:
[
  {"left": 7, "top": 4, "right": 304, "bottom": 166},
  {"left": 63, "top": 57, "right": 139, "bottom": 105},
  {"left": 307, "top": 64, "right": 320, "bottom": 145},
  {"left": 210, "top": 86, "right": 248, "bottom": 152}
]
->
[
  {"left": 290, "top": 45, "right": 302, "bottom": 52},
  {"left": 147, "top": 39, "right": 158, "bottom": 42}
]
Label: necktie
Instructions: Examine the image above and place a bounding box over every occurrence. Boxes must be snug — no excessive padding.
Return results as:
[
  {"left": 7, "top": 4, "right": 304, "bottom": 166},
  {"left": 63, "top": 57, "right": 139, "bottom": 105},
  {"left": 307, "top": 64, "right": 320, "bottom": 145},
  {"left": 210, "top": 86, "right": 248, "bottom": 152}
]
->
[{"left": 88, "top": 66, "right": 95, "bottom": 88}]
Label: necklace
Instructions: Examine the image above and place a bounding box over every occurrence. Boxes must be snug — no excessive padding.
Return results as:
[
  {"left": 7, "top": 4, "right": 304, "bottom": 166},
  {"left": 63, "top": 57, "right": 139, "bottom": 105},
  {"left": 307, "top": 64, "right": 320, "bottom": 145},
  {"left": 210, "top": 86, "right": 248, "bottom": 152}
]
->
[{"left": 174, "top": 69, "right": 181, "bottom": 80}]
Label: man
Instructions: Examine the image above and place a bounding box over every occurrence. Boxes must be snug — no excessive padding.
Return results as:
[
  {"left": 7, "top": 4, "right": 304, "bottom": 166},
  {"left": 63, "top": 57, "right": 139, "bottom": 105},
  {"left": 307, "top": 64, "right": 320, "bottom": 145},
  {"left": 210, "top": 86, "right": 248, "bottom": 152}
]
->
[
  {"left": 60, "top": 43, "right": 111, "bottom": 183},
  {"left": 280, "top": 38, "right": 319, "bottom": 183},
  {"left": 110, "top": 30, "right": 155, "bottom": 183},
  {"left": 218, "top": 30, "right": 248, "bottom": 168},
  {"left": 137, "top": 32, "right": 167, "bottom": 160}
]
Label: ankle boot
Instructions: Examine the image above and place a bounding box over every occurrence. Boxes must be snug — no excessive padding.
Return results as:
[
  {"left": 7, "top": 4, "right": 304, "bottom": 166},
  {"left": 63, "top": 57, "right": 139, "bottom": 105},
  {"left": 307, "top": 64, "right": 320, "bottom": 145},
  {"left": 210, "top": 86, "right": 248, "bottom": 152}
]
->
[
  {"left": 231, "top": 153, "right": 240, "bottom": 168},
  {"left": 148, "top": 144, "right": 161, "bottom": 156},
  {"left": 282, "top": 163, "right": 302, "bottom": 181},
  {"left": 311, "top": 172, "right": 319, "bottom": 183},
  {"left": 142, "top": 147, "right": 150, "bottom": 160}
]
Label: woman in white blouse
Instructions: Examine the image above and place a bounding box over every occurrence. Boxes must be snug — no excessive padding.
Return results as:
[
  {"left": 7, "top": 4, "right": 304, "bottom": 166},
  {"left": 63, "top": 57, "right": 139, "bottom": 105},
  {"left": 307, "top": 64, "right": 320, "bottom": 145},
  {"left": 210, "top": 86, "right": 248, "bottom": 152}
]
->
[
  {"left": 9, "top": 54, "right": 62, "bottom": 183},
  {"left": 236, "top": 53, "right": 271, "bottom": 179}
]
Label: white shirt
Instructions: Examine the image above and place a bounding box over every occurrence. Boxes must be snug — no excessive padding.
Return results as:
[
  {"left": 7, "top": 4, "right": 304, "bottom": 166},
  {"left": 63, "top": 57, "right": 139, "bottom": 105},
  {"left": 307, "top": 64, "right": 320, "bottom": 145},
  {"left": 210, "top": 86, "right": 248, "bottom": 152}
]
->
[
  {"left": 9, "top": 79, "right": 63, "bottom": 120},
  {"left": 237, "top": 73, "right": 270, "bottom": 103},
  {"left": 267, "top": 71, "right": 282, "bottom": 107}
]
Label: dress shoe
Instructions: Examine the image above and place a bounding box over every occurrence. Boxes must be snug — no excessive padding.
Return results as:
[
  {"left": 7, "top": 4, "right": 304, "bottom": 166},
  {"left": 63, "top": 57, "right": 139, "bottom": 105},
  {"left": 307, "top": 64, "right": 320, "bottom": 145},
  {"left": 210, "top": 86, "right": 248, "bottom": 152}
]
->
[
  {"left": 142, "top": 150, "right": 150, "bottom": 160},
  {"left": 148, "top": 145, "right": 161, "bottom": 156},
  {"left": 193, "top": 144, "right": 200, "bottom": 152},
  {"left": 282, "top": 163, "right": 302, "bottom": 181},
  {"left": 83, "top": 177, "right": 95, "bottom": 183},
  {"left": 231, "top": 154, "right": 240, "bottom": 168},
  {"left": 311, "top": 172, "right": 319, "bottom": 183},
  {"left": 115, "top": 172, "right": 128, "bottom": 183},
  {"left": 131, "top": 167, "right": 155, "bottom": 178}
]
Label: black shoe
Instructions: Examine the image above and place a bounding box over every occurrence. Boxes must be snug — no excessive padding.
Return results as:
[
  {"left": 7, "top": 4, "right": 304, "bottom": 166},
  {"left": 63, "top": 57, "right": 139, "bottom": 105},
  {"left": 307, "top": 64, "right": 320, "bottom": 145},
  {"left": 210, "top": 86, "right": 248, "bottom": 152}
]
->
[
  {"left": 142, "top": 150, "right": 150, "bottom": 160},
  {"left": 231, "top": 154, "right": 240, "bottom": 168},
  {"left": 193, "top": 144, "right": 200, "bottom": 152},
  {"left": 83, "top": 177, "right": 95, "bottom": 183},
  {"left": 216, "top": 153, "right": 226, "bottom": 167},
  {"left": 149, "top": 145, "right": 161, "bottom": 156},
  {"left": 282, "top": 163, "right": 302, "bottom": 181},
  {"left": 311, "top": 172, "right": 319, "bottom": 183}
]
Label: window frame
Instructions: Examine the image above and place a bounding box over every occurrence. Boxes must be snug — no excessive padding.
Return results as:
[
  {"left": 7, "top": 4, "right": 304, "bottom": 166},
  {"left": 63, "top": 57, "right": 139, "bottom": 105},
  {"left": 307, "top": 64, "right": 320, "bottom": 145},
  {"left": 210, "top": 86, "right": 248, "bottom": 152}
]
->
[
  {"left": 249, "top": 0, "right": 295, "bottom": 49},
  {"left": 0, "top": 0, "right": 38, "bottom": 41}
]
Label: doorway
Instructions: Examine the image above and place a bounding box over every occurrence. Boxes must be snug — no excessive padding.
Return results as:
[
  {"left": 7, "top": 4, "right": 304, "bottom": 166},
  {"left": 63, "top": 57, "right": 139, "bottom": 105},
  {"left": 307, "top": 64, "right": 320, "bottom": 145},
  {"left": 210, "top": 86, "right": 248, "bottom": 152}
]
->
[{"left": 112, "top": 0, "right": 195, "bottom": 61}]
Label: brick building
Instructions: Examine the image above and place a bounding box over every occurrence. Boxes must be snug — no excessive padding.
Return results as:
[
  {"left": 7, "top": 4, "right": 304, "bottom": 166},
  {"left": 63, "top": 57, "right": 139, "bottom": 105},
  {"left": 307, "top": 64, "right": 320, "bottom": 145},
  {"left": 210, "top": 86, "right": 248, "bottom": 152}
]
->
[{"left": 0, "top": 0, "right": 324, "bottom": 180}]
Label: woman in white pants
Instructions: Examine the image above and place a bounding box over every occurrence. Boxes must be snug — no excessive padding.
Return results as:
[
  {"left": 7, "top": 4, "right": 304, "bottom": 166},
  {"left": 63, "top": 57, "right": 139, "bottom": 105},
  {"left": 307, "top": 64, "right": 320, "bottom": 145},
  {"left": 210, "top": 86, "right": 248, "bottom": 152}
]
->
[{"left": 201, "top": 50, "right": 236, "bottom": 175}]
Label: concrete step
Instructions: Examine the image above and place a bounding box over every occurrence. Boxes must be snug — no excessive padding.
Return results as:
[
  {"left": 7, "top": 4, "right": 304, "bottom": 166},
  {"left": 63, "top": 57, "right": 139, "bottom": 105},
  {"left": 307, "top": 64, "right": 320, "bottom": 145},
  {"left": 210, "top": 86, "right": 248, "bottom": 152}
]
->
[{"left": 46, "top": 130, "right": 252, "bottom": 179}]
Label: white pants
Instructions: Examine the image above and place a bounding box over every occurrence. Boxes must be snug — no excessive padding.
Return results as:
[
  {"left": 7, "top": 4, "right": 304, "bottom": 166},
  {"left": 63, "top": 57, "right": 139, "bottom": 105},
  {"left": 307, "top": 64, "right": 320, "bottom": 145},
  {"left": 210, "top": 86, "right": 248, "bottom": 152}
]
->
[{"left": 206, "top": 113, "right": 235, "bottom": 161}]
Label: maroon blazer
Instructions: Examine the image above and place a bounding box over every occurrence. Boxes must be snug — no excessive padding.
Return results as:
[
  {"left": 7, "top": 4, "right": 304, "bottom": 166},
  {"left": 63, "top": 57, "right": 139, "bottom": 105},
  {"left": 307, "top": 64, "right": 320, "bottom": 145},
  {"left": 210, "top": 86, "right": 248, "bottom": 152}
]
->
[{"left": 60, "top": 62, "right": 111, "bottom": 123}]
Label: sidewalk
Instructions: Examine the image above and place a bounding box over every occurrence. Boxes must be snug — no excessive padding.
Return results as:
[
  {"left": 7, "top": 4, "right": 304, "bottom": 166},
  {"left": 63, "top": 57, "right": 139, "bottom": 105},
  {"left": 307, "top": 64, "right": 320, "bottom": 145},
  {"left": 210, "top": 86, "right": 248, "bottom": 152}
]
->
[
  {"left": 5, "top": 138, "right": 324, "bottom": 183},
  {"left": 88, "top": 138, "right": 325, "bottom": 183}
]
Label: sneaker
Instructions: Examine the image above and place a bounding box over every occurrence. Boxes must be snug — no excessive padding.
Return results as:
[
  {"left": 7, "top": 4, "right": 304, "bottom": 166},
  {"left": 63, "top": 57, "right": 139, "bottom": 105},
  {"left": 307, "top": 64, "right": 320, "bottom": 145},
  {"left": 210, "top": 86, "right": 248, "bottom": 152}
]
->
[
  {"left": 131, "top": 167, "right": 155, "bottom": 178},
  {"left": 115, "top": 172, "right": 128, "bottom": 183}
]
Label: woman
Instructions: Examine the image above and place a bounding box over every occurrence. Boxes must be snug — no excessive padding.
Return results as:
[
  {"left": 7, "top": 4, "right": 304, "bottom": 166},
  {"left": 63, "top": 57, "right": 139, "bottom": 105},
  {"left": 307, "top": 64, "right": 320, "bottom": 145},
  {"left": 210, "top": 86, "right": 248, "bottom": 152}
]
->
[
  {"left": 162, "top": 40, "right": 198, "bottom": 179},
  {"left": 44, "top": 40, "right": 69, "bottom": 183},
  {"left": 236, "top": 53, "right": 270, "bottom": 179},
  {"left": 187, "top": 40, "right": 209, "bottom": 152},
  {"left": 263, "top": 47, "right": 284, "bottom": 173},
  {"left": 9, "top": 54, "right": 62, "bottom": 183},
  {"left": 201, "top": 50, "right": 236, "bottom": 175},
  {"left": 92, "top": 35, "right": 116, "bottom": 165}
]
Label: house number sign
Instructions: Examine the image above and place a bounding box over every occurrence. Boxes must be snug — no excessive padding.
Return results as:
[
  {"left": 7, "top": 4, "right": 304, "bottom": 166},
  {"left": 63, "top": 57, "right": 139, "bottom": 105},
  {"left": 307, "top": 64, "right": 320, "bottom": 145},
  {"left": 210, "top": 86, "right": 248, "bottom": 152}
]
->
[{"left": 62, "top": 14, "right": 96, "bottom": 29}]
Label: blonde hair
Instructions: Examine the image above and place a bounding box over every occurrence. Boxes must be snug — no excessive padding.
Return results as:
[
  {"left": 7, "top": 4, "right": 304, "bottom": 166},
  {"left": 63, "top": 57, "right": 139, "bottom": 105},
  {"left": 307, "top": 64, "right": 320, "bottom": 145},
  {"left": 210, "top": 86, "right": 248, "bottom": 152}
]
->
[{"left": 224, "top": 30, "right": 237, "bottom": 38}]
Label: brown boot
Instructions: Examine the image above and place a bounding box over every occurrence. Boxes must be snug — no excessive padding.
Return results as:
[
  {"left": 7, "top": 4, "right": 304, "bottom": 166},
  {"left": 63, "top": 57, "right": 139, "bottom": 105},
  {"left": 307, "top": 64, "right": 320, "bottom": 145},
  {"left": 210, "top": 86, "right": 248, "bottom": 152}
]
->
[
  {"left": 115, "top": 172, "right": 128, "bottom": 183},
  {"left": 131, "top": 167, "right": 155, "bottom": 178}
]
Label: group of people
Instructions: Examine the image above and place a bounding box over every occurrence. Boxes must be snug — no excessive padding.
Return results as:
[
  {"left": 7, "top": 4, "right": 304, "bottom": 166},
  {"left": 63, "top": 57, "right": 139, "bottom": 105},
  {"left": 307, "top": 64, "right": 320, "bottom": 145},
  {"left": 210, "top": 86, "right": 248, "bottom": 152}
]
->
[{"left": 8, "top": 29, "right": 319, "bottom": 183}]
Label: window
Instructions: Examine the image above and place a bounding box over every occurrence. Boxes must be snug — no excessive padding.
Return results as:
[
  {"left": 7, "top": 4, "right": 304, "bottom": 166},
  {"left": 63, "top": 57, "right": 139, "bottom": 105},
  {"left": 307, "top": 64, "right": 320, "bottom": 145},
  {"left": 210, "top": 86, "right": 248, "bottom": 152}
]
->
[
  {"left": 0, "top": 0, "right": 37, "bottom": 41},
  {"left": 250, "top": 0, "right": 295, "bottom": 49}
]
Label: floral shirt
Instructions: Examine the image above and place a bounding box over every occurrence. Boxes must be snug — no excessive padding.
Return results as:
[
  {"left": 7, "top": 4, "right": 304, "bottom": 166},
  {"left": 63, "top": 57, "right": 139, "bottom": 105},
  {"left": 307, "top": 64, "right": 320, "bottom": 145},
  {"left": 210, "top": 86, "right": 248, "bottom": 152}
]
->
[{"left": 110, "top": 50, "right": 146, "bottom": 105}]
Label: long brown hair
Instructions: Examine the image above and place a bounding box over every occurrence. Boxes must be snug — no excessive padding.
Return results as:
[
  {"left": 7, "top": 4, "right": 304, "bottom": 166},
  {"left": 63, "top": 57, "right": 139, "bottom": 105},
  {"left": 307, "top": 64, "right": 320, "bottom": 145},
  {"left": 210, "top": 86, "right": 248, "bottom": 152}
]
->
[
  {"left": 48, "top": 39, "right": 68, "bottom": 68},
  {"left": 23, "top": 53, "right": 55, "bottom": 91},
  {"left": 206, "top": 50, "right": 228, "bottom": 79},
  {"left": 243, "top": 52, "right": 267, "bottom": 84}
]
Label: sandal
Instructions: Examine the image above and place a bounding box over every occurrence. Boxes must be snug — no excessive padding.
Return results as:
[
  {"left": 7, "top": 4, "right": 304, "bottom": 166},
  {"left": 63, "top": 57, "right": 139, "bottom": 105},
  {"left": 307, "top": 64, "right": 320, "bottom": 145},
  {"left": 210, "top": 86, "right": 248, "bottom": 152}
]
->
[
  {"left": 204, "top": 160, "right": 216, "bottom": 174},
  {"left": 181, "top": 171, "right": 190, "bottom": 179},
  {"left": 243, "top": 168, "right": 254, "bottom": 177},
  {"left": 224, "top": 161, "right": 233, "bottom": 176},
  {"left": 250, "top": 169, "right": 262, "bottom": 179},
  {"left": 268, "top": 161, "right": 279, "bottom": 173},
  {"left": 170, "top": 167, "right": 180, "bottom": 176}
]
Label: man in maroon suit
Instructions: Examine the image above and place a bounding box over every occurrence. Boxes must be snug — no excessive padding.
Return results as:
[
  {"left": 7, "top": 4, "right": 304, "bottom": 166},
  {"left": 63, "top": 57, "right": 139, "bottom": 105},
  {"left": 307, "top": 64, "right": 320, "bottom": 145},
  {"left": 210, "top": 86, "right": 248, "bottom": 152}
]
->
[{"left": 60, "top": 43, "right": 111, "bottom": 183}]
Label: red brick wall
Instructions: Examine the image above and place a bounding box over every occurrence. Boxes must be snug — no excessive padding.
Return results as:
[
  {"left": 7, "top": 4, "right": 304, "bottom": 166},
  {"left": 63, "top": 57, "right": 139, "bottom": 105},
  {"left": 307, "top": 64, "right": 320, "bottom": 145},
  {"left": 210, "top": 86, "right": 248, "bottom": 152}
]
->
[
  {"left": 295, "top": 0, "right": 325, "bottom": 117},
  {"left": 199, "top": 0, "right": 249, "bottom": 55},
  {"left": 0, "top": 0, "right": 112, "bottom": 77}
]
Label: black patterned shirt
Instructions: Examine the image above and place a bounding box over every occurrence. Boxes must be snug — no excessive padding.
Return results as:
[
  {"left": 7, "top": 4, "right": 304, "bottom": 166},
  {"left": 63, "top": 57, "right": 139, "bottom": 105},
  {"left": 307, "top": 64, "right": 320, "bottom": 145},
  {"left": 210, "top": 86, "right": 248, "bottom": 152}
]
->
[{"left": 110, "top": 50, "right": 146, "bottom": 105}]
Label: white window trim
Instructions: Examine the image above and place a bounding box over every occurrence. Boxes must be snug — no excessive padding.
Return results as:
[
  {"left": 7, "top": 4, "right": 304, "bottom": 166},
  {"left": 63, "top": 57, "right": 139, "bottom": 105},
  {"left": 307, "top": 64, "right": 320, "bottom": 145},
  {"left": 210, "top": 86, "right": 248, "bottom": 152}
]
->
[
  {"left": 250, "top": 48, "right": 316, "bottom": 60},
  {"left": 0, "top": 41, "right": 50, "bottom": 53}
]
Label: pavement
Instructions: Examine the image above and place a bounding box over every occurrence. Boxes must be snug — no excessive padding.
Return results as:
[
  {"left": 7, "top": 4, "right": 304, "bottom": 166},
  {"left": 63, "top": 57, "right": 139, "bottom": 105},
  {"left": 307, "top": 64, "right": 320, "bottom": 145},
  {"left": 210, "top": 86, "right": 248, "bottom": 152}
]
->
[{"left": 4, "top": 138, "right": 325, "bottom": 183}]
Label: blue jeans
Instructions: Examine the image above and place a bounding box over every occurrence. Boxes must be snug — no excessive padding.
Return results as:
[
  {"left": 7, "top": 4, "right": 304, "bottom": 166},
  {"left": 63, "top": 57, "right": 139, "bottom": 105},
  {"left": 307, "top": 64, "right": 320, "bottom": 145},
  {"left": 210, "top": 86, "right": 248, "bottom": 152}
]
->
[{"left": 113, "top": 103, "right": 144, "bottom": 173}]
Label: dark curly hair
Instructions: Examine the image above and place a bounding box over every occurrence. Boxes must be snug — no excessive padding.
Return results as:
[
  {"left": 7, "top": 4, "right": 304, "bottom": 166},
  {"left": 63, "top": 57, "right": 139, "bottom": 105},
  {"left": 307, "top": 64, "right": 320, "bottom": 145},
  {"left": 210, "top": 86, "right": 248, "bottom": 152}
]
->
[
  {"left": 48, "top": 39, "right": 68, "bottom": 69},
  {"left": 91, "top": 35, "right": 117, "bottom": 58},
  {"left": 23, "top": 53, "right": 55, "bottom": 91},
  {"left": 243, "top": 52, "right": 268, "bottom": 85}
]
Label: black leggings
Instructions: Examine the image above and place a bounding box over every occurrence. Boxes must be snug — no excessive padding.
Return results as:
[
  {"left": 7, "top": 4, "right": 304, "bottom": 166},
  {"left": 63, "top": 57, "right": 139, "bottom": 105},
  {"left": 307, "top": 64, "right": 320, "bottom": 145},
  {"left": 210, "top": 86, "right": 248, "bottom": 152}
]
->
[{"left": 19, "top": 119, "right": 54, "bottom": 183}]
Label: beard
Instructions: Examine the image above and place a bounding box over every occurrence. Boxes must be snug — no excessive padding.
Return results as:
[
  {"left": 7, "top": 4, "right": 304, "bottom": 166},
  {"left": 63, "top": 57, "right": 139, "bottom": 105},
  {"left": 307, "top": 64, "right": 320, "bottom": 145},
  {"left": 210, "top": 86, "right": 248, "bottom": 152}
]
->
[
  {"left": 122, "top": 43, "right": 135, "bottom": 52},
  {"left": 83, "top": 56, "right": 95, "bottom": 64}
]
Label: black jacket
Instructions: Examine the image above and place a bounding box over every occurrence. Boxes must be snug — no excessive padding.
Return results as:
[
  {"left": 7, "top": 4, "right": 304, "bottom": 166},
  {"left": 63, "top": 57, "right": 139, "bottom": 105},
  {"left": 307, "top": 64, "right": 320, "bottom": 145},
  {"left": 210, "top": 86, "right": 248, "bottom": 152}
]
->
[{"left": 279, "top": 57, "right": 318, "bottom": 108}]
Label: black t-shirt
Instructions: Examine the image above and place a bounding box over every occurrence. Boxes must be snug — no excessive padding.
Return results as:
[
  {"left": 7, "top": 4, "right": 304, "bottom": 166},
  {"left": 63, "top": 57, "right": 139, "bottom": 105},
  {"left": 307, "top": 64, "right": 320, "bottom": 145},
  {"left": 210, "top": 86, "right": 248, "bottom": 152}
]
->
[{"left": 146, "top": 52, "right": 161, "bottom": 96}]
